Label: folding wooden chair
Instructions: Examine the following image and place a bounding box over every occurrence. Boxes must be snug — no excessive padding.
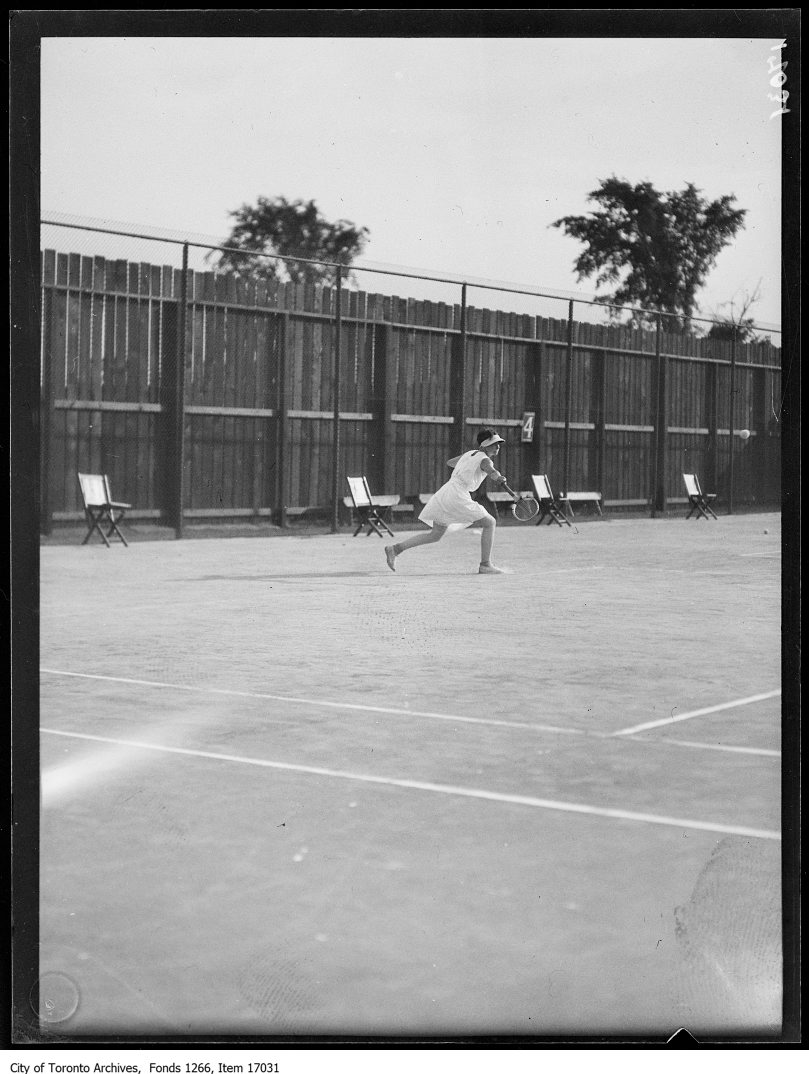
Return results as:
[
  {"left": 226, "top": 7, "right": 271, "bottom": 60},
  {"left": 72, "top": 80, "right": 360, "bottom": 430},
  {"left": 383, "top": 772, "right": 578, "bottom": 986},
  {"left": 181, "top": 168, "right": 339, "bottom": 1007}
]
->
[
  {"left": 346, "top": 476, "right": 396, "bottom": 538},
  {"left": 78, "top": 473, "right": 132, "bottom": 546},
  {"left": 683, "top": 473, "right": 718, "bottom": 520},
  {"left": 530, "top": 475, "right": 572, "bottom": 527}
]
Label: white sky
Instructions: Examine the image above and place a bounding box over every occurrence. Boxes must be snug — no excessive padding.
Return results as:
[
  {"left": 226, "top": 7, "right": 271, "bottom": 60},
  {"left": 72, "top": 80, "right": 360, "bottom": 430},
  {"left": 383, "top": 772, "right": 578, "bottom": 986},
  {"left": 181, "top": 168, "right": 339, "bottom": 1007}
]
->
[{"left": 41, "top": 36, "right": 784, "bottom": 328}]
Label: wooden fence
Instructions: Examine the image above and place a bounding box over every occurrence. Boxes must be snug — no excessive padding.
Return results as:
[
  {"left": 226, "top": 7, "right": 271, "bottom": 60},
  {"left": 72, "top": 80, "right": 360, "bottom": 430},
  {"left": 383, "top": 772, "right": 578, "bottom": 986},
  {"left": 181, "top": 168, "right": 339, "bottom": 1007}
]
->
[{"left": 40, "top": 249, "right": 782, "bottom": 531}]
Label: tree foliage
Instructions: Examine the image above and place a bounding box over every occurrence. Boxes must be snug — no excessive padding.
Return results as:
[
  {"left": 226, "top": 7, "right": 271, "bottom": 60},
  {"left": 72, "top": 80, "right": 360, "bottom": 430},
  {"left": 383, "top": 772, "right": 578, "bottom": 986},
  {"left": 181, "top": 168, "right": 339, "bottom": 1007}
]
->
[
  {"left": 552, "top": 178, "right": 747, "bottom": 330},
  {"left": 706, "top": 282, "right": 762, "bottom": 343},
  {"left": 212, "top": 196, "right": 370, "bottom": 286},
  {"left": 706, "top": 317, "right": 758, "bottom": 343}
]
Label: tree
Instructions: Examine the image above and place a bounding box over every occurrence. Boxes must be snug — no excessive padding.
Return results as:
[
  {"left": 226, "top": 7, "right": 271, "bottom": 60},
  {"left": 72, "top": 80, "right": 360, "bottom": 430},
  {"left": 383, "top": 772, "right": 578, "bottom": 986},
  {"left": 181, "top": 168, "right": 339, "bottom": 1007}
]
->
[
  {"left": 211, "top": 196, "right": 370, "bottom": 286},
  {"left": 706, "top": 282, "right": 763, "bottom": 343},
  {"left": 551, "top": 178, "right": 747, "bottom": 331}
]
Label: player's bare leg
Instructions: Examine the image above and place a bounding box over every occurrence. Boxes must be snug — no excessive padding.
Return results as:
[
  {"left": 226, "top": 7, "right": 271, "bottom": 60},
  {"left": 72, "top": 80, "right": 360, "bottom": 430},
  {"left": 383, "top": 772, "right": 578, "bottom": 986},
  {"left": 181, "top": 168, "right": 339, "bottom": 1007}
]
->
[
  {"left": 472, "top": 513, "right": 505, "bottom": 573},
  {"left": 385, "top": 524, "right": 447, "bottom": 570}
]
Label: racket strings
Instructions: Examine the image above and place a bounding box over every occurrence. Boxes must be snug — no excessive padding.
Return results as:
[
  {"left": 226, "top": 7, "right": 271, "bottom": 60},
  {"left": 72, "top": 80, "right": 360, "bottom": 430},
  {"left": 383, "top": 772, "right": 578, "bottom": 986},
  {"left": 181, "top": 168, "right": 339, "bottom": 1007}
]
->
[{"left": 512, "top": 496, "right": 539, "bottom": 521}]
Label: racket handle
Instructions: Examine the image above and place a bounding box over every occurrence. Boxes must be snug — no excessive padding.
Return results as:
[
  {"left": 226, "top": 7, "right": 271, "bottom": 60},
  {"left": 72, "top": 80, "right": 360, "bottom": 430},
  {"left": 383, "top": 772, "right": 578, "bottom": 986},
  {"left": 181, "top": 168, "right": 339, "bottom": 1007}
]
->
[{"left": 501, "top": 482, "right": 519, "bottom": 500}]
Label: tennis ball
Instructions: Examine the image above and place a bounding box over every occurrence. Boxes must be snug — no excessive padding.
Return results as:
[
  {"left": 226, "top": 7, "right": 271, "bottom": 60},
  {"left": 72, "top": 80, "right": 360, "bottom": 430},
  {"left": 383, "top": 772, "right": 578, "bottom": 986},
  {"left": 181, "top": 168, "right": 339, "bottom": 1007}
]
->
[{"left": 738, "top": 429, "right": 751, "bottom": 440}]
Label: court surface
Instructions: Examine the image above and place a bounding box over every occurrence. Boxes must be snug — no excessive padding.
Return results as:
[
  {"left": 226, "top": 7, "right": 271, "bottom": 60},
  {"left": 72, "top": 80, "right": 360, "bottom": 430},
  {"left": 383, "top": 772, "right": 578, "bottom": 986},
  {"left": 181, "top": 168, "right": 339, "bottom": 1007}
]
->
[{"left": 38, "top": 512, "right": 783, "bottom": 1039}]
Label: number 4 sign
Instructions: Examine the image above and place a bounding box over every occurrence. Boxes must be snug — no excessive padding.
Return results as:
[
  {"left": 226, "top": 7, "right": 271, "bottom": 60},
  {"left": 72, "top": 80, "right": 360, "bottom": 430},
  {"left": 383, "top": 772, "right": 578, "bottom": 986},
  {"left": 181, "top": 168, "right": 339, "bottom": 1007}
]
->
[{"left": 521, "top": 411, "right": 535, "bottom": 443}]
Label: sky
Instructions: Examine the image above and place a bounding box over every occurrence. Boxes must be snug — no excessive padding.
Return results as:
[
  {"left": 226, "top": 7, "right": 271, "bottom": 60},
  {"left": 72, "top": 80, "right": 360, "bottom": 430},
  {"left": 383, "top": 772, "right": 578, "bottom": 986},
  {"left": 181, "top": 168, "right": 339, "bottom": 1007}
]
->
[{"left": 40, "top": 35, "right": 785, "bottom": 329}]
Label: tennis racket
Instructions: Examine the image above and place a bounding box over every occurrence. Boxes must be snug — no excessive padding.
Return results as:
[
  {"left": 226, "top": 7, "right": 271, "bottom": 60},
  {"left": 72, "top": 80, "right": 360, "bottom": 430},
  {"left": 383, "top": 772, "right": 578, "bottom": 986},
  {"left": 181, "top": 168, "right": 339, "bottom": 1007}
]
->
[
  {"left": 512, "top": 495, "right": 540, "bottom": 521},
  {"left": 501, "top": 481, "right": 540, "bottom": 522}
]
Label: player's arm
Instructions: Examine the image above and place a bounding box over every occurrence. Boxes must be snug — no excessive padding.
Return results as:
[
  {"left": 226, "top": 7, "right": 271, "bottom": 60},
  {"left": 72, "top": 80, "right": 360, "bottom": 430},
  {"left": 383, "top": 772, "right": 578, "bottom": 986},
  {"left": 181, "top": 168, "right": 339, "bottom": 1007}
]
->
[
  {"left": 480, "top": 457, "right": 518, "bottom": 498},
  {"left": 480, "top": 456, "right": 506, "bottom": 483}
]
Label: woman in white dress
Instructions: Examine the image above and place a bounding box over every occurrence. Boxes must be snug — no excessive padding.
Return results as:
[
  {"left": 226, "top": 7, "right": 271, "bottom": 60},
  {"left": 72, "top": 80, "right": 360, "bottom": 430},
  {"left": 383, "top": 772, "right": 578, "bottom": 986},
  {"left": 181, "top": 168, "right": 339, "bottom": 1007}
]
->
[{"left": 384, "top": 429, "right": 510, "bottom": 574}]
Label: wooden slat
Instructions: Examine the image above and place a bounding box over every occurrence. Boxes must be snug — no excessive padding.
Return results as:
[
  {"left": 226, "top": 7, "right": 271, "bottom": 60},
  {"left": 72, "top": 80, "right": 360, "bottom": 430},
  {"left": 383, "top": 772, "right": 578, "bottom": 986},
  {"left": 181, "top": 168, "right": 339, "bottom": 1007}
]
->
[
  {"left": 287, "top": 410, "right": 373, "bottom": 420},
  {"left": 392, "top": 414, "right": 454, "bottom": 424},
  {"left": 55, "top": 399, "right": 163, "bottom": 413},
  {"left": 185, "top": 405, "right": 276, "bottom": 417},
  {"left": 465, "top": 417, "right": 523, "bottom": 427}
]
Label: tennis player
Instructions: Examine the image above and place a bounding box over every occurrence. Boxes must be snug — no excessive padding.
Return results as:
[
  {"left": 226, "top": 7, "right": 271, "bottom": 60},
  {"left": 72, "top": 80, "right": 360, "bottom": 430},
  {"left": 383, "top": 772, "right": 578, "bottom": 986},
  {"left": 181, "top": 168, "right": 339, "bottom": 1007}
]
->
[{"left": 385, "top": 429, "right": 510, "bottom": 574}]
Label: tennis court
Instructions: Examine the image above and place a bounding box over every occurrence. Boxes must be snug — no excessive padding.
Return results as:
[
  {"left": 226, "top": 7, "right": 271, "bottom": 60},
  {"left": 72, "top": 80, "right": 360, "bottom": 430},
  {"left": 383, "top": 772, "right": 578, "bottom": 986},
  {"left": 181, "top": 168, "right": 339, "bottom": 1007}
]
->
[{"left": 39, "top": 512, "right": 783, "bottom": 1039}]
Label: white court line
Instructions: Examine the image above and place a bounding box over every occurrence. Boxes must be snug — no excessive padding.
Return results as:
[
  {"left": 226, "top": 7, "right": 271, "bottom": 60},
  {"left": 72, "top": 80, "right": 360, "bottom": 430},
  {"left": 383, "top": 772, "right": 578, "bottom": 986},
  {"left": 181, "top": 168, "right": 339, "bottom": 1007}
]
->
[
  {"left": 41, "top": 669, "right": 779, "bottom": 756},
  {"left": 40, "top": 668, "right": 584, "bottom": 737},
  {"left": 612, "top": 690, "right": 781, "bottom": 737},
  {"left": 656, "top": 738, "right": 780, "bottom": 758},
  {"left": 40, "top": 728, "right": 781, "bottom": 841},
  {"left": 739, "top": 552, "right": 781, "bottom": 558}
]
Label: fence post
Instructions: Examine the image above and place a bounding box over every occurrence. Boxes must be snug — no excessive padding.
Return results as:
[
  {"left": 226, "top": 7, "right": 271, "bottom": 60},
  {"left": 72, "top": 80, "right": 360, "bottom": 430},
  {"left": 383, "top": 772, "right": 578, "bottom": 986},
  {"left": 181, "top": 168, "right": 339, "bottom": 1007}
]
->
[
  {"left": 728, "top": 326, "right": 737, "bottom": 514},
  {"left": 276, "top": 312, "right": 289, "bottom": 527},
  {"left": 40, "top": 286, "right": 55, "bottom": 534},
  {"left": 450, "top": 283, "right": 468, "bottom": 456},
  {"left": 652, "top": 314, "right": 667, "bottom": 516},
  {"left": 331, "top": 266, "right": 343, "bottom": 533},
  {"left": 171, "top": 243, "right": 189, "bottom": 538},
  {"left": 563, "top": 299, "right": 574, "bottom": 494},
  {"left": 595, "top": 348, "right": 607, "bottom": 496},
  {"left": 371, "top": 320, "right": 395, "bottom": 494},
  {"left": 528, "top": 334, "right": 544, "bottom": 479},
  {"left": 752, "top": 364, "right": 766, "bottom": 503},
  {"left": 707, "top": 359, "right": 719, "bottom": 497}
]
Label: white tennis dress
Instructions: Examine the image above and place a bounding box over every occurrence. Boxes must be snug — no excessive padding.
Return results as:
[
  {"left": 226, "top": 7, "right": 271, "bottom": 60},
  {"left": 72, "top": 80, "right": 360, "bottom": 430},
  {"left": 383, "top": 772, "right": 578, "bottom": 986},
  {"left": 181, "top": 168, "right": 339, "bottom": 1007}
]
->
[{"left": 418, "top": 450, "right": 492, "bottom": 529}]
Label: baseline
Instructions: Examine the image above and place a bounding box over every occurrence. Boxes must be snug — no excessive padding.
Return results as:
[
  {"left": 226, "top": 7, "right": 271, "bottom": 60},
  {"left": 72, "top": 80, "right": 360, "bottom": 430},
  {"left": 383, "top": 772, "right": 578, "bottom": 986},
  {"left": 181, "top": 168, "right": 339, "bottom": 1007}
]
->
[{"left": 41, "top": 728, "right": 780, "bottom": 841}]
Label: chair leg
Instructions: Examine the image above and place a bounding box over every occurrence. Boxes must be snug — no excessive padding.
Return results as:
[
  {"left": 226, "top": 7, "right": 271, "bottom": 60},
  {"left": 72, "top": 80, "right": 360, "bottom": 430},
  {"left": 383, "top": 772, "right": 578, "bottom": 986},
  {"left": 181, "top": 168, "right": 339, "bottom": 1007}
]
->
[
  {"left": 106, "top": 520, "right": 128, "bottom": 546},
  {"left": 83, "top": 509, "right": 111, "bottom": 546},
  {"left": 83, "top": 524, "right": 110, "bottom": 546},
  {"left": 368, "top": 518, "right": 393, "bottom": 538},
  {"left": 101, "top": 509, "right": 128, "bottom": 546}
]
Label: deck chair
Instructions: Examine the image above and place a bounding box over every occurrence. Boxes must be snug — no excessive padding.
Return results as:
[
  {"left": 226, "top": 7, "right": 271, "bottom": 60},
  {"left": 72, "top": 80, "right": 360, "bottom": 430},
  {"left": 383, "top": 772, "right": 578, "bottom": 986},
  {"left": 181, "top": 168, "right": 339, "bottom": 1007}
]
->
[
  {"left": 346, "top": 476, "right": 396, "bottom": 538},
  {"left": 530, "top": 475, "right": 572, "bottom": 527},
  {"left": 78, "top": 473, "right": 132, "bottom": 546},
  {"left": 683, "top": 473, "right": 718, "bottom": 520}
]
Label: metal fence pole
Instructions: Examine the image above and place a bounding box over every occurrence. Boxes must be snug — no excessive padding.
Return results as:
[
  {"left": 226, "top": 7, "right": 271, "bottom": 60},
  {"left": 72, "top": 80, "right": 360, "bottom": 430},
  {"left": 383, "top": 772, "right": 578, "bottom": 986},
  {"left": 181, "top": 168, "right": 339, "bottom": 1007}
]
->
[
  {"left": 728, "top": 325, "right": 737, "bottom": 514},
  {"left": 331, "top": 266, "right": 343, "bottom": 533},
  {"left": 173, "top": 242, "right": 189, "bottom": 538},
  {"left": 563, "top": 299, "right": 574, "bottom": 495}
]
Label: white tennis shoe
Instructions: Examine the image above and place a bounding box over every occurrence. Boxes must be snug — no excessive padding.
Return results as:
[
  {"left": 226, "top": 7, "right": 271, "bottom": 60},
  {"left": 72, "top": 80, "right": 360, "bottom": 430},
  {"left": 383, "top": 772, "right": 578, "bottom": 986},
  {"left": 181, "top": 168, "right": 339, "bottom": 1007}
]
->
[{"left": 478, "top": 563, "right": 506, "bottom": 574}]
